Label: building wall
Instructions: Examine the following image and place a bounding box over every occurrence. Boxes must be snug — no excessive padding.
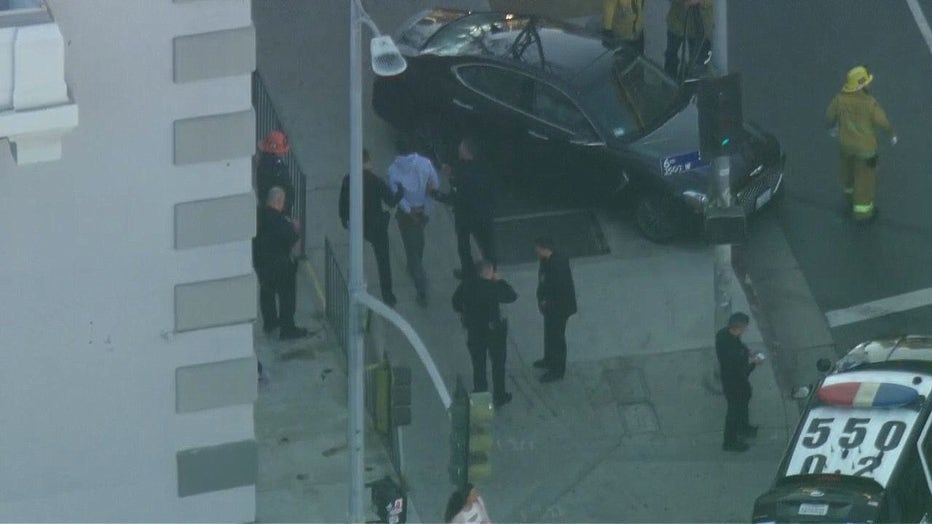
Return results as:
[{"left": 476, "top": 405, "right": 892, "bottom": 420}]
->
[{"left": 0, "top": 0, "right": 259, "bottom": 520}]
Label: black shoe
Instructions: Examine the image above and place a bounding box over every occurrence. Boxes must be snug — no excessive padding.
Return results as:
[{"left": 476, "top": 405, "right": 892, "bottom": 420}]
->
[
  {"left": 280, "top": 326, "right": 310, "bottom": 340},
  {"left": 539, "top": 371, "right": 563, "bottom": 383},
  {"left": 532, "top": 359, "right": 550, "bottom": 369},
  {"left": 262, "top": 322, "right": 278, "bottom": 334},
  {"left": 723, "top": 441, "right": 750, "bottom": 452},
  {"left": 738, "top": 425, "right": 759, "bottom": 438},
  {"left": 383, "top": 292, "right": 397, "bottom": 308},
  {"left": 494, "top": 393, "right": 513, "bottom": 407}
]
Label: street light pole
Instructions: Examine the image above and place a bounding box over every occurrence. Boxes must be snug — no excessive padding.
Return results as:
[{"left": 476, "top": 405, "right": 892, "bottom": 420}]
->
[
  {"left": 711, "top": 0, "right": 732, "bottom": 333},
  {"left": 347, "top": 0, "right": 366, "bottom": 520}
]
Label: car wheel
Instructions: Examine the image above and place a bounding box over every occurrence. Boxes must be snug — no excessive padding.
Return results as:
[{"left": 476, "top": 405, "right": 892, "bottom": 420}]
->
[{"left": 635, "top": 191, "right": 682, "bottom": 243}]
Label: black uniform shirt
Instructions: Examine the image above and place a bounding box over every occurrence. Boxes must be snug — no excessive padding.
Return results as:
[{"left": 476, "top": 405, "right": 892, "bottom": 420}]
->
[
  {"left": 715, "top": 327, "right": 756, "bottom": 399},
  {"left": 537, "top": 251, "right": 577, "bottom": 318},
  {"left": 255, "top": 205, "right": 298, "bottom": 272},
  {"left": 452, "top": 277, "right": 518, "bottom": 332}
]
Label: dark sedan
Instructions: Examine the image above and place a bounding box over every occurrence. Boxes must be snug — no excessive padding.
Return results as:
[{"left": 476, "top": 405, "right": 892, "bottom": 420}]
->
[{"left": 373, "top": 9, "right": 785, "bottom": 242}]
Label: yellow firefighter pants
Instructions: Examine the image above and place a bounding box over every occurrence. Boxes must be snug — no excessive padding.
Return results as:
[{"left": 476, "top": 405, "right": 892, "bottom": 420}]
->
[{"left": 839, "top": 153, "right": 876, "bottom": 220}]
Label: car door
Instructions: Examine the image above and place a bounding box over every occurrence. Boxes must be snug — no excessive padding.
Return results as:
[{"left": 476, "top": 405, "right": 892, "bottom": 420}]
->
[
  {"left": 523, "top": 79, "right": 621, "bottom": 203},
  {"left": 450, "top": 63, "right": 534, "bottom": 169}
]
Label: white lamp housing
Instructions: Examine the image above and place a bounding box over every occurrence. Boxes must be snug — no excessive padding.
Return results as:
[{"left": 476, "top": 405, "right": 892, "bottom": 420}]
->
[{"left": 370, "top": 35, "right": 407, "bottom": 77}]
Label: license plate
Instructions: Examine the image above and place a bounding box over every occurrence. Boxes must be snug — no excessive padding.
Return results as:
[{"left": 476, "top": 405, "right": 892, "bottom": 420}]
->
[
  {"left": 798, "top": 503, "right": 829, "bottom": 516},
  {"left": 756, "top": 188, "right": 773, "bottom": 209}
]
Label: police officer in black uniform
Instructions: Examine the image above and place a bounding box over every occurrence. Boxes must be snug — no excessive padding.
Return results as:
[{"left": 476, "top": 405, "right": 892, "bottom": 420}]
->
[
  {"left": 716, "top": 312, "right": 764, "bottom": 452},
  {"left": 452, "top": 260, "right": 518, "bottom": 407},
  {"left": 255, "top": 186, "right": 309, "bottom": 341}
]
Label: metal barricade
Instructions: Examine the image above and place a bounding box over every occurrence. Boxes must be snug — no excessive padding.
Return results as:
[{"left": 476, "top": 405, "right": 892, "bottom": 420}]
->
[
  {"left": 324, "top": 236, "right": 350, "bottom": 352},
  {"left": 252, "top": 72, "right": 308, "bottom": 247}
]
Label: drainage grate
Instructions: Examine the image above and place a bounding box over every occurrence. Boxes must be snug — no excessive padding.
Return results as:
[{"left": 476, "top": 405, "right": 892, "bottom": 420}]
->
[{"left": 493, "top": 209, "right": 610, "bottom": 265}]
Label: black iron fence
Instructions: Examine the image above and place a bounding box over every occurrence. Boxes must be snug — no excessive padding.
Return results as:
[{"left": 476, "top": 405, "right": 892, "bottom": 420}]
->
[
  {"left": 324, "top": 236, "right": 350, "bottom": 351},
  {"left": 252, "top": 72, "right": 308, "bottom": 247}
]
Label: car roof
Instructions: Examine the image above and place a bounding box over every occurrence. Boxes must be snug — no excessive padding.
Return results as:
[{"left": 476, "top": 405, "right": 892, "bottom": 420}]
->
[
  {"left": 420, "top": 11, "right": 620, "bottom": 86},
  {"left": 840, "top": 335, "right": 932, "bottom": 369}
]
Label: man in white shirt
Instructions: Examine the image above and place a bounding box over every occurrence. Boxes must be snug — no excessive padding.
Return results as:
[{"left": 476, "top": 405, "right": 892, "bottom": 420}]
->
[{"left": 388, "top": 135, "right": 439, "bottom": 306}]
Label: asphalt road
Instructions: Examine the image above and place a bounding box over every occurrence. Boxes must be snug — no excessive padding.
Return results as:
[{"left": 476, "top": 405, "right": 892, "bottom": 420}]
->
[{"left": 730, "top": 0, "right": 932, "bottom": 352}]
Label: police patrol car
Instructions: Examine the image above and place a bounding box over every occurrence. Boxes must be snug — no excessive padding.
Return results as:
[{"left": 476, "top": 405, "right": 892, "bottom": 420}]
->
[{"left": 753, "top": 336, "right": 932, "bottom": 523}]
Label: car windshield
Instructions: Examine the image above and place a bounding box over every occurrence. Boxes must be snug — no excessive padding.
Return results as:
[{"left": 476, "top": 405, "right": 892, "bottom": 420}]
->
[
  {"left": 584, "top": 55, "right": 681, "bottom": 140},
  {"left": 421, "top": 13, "right": 541, "bottom": 57}
]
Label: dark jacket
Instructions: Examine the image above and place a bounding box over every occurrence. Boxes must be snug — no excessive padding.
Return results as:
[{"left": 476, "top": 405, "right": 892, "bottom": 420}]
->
[
  {"left": 452, "top": 277, "right": 518, "bottom": 333},
  {"left": 256, "top": 152, "right": 294, "bottom": 212},
  {"left": 715, "top": 327, "right": 756, "bottom": 400},
  {"left": 447, "top": 159, "right": 496, "bottom": 225},
  {"left": 338, "top": 169, "right": 402, "bottom": 238},
  {"left": 254, "top": 205, "right": 298, "bottom": 282},
  {"left": 537, "top": 251, "right": 577, "bottom": 318}
]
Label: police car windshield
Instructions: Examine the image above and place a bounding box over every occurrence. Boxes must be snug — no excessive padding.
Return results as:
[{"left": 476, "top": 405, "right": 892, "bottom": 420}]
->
[
  {"left": 782, "top": 370, "right": 930, "bottom": 488},
  {"left": 584, "top": 55, "right": 681, "bottom": 140}
]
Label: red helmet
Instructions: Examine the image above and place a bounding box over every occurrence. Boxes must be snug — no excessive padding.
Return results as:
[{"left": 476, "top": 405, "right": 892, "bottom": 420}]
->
[{"left": 258, "top": 130, "right": 290, "bottom": 155}]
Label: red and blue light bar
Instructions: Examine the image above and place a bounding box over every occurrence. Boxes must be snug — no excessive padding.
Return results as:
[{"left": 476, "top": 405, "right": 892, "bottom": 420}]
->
[{"left": 817, "top": 381, "right": 919, "bottom": 408}]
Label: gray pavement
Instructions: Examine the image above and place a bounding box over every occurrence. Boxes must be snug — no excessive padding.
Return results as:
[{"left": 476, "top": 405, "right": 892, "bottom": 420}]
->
[{"left": 252, "top": 1, "right": 802, "bottom": 522}]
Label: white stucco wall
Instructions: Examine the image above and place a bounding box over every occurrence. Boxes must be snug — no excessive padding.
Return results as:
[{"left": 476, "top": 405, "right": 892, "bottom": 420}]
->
[{"left": 0, "top": 0, "right": 256, "bottom": 520}]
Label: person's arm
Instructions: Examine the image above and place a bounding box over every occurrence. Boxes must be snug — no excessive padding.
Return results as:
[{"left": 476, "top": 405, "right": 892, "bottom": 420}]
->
[
  {"left": 871, "top": 100, "right": 895, "bottom": 139},
  {"left": 494, "top": 278, "right": 518, "bottom": 304},
  {"left": 388, "top": 165, "right": 411, "bottom": 213},
  {"left": 452, "top": 283, "right": 465, "bottom": 314},
  {"left": 603, "top": 0, "right": 617, "bottom": 31},
  {"left": 554, "top": 257, "right": 576, "bottom": 310},
  {"left": 377, "top": 174, "right": 403, "bottom": 207}
]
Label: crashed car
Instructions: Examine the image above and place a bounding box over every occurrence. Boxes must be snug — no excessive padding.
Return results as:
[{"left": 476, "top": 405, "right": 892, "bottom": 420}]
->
[
  {"left": 372, "top": 9, "right": 785, "bottom": 242},
  {"left": 752, "top": 336, "right": 932, "bottom": 523}
]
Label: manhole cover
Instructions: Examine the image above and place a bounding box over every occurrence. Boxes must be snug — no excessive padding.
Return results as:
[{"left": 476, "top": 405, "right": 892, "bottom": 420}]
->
[{"left": 493, "top": 210, "right": 610, "bottom": 265}]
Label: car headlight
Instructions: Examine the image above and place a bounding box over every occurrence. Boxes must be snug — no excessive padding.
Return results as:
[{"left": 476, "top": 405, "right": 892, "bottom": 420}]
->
[{"left": 682, "top": 190, "right": 708, "bottom": 211}]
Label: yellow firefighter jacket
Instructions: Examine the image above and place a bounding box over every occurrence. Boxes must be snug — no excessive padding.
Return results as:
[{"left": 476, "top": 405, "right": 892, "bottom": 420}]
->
[
  {"left": 603, "top": 0, "right": 645, "bottom": 41},
  {"left": 825, "top": 90, "right": 894, "bottom": 159},
  {"left": 667, "top": 0, "right": 713, "bottom": 40}
]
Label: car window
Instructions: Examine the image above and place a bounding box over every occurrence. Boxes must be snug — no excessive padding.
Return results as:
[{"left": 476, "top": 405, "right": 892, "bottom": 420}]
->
[
  {"left": 457, "top": 65, "right": 532, "bottom": 112},
  {"left": 531, "top": 81, "right": 598, "bottom": 140},
  {"left": 422, "top": 13, "right": 529, "bottom": 57},
  {"left": 583, "top": 55, "right": 681, "bottom": 140}
]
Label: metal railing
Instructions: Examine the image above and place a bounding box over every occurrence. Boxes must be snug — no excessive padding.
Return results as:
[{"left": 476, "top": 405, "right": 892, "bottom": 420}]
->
[
  {"left": 252, "top": 71, "right": 308, "bottom": 247},
  {"left": 324, "top": 236, "right": 350, "bottom": 352}
]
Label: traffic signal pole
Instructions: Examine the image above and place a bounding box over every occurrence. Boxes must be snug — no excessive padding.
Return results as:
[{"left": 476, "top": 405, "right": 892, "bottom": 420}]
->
[{"left": 711, "top": 1, "right": 732, "bottom": 334}]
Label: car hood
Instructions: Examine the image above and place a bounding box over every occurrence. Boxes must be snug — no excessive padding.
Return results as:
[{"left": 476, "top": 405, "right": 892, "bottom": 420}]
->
[
  {"left": 753, "top": 477, "right": 883, "bottom": 523},
  {"left": 628, "top": 99, "right": 704, "bottom": 162}
]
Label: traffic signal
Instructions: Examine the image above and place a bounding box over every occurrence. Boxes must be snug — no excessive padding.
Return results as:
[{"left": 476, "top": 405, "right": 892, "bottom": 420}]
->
[
  {"left": 448, "top": 378, "right": 469, "bottom": 487},
  {"left": 390, "top": 366, "right": 411, "bottom": 427},
  {"left": 698, "top": 73, "right": 743, "bottom": 157},
  {"left": 467, "top": 392, "right": 494, "bottom": 481}
]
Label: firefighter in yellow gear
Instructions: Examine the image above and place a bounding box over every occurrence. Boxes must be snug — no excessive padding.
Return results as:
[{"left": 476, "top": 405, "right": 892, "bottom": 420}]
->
[
  {"left": 825, "top": 66, "right": 897, "bottom": 222},
  {"left": 664, "top": 0, "right": 713, "bottom": 78},
  {"left": 603, "top": 0, "right": 645, "bottom": 54}
]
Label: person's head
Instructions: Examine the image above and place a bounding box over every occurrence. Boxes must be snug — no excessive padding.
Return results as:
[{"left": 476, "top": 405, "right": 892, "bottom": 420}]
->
[
  {"left": 534, "top": 236, "right": 555, "bottom": 260},
  {"left": 266, "top": 186, "right": 286, "bottom": 211},
  {"left": 395, "top": 134, "right": 416, "bottom": 155},
  {"left": 458, "top": 136, "right": 479, "bottom": 161},
  {"left": 842, "top": 65, "right": 873, "bottom": 93},
  {"left": 258, "top": 130, "right": 290, "bottom": 156},
  {"left": 727, "top": 312, "right": 750, "bottom": 336},
  {"left": 443, "top": 483, "right": 475, "bottom": 523},
  {"left": 477, "top": 260, "right": 495, "bottom": 280},
  {"left": 363, "top": 148, "right": 373, "bottom": 170}
]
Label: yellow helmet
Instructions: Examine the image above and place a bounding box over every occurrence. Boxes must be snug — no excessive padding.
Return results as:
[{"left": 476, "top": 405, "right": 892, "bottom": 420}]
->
[{"left": 843, "top": 66, "right": 873, "bottom": 92}]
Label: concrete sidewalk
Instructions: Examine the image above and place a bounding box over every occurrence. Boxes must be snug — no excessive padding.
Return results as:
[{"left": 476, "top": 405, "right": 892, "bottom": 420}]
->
[{"left": 252, "top": 0, "right": 799, "bottom": 521}]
